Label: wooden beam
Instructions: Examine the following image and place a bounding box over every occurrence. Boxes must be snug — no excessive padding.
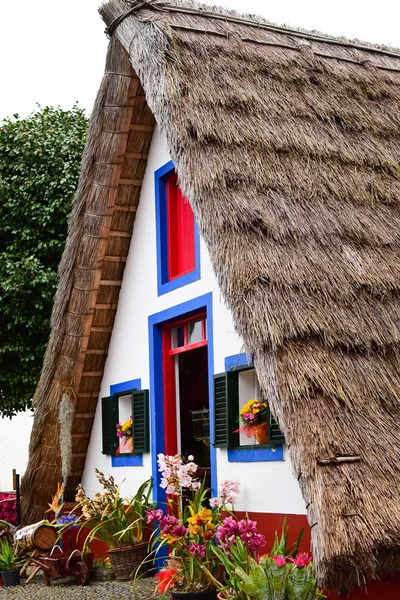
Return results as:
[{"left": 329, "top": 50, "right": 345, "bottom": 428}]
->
[
  {"left": 129, "top": 123, "right": 154, "bottom": 132},
  {"left": 80, "top": 372, "right": 103, "bottom": 377},
  {"left": 71, "top": 453, "right": 87, "bottom": 458},
  {"left": 113, "top": 205, "right": 137, "bottom": 212},
  {"left": 123, "top": 151, "right": 149, "bottom": 159},
  {"left": 103, "top": 255, "right": 127, "bottom": 262},
  {"left": 90, "top": 326, "right": 113, "bottom": 332},
  {"left": 94, "top": 303, "right": 117, "bottom": 310},
  {"left": 98, "top": 280, "right": 122, "bottom": 286},
  {"left": 71, "top": 433, "right": 90, "bottom": 439},
  {"left": 74, "top": 412, "right": 96, "bottom": 418},
  {"left": 118, "top": 178, "right": 143, "bottom": 186},
  {"left": 108, "top": 231, "right": 131, "bottom": 238},
  {"left": 85, "top": 349, "right": 109, "bottom": 355}
]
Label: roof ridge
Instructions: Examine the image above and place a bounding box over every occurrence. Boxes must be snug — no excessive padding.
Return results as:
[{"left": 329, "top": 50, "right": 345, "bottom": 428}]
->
[{"left": 104, "top": 0, "right": 400, "bottom": 59}]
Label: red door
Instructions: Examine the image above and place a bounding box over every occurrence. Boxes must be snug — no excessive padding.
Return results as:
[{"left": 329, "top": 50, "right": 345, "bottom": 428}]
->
[{"left": 162, "top": 313, "right": 210, "bottom": 483}]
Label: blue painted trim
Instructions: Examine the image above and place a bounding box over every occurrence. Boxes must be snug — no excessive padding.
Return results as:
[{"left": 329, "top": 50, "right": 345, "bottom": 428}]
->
[
  {"left": 110, "top": 378, "right": 143, "bottom": 467},
  {"left": 228, "top": 446, "right": 283, "bottom": 462},
  {"left": 110, "top": 378, "right": 141, "bottom": 395},
  {"left": 225, "top": 353, "right": 252, "bottom": 371},
  {"left": 155, "top": 161, "right": 201, "bottom": 296},
  {"left": 224, "top": 354, "right": 283, "bottom": 462},
  {"left": 112, "top": 454, "right": 143, "bottom": 467},
  {"left": 148, "top": 292, "right": 216, "bottom": 508}
]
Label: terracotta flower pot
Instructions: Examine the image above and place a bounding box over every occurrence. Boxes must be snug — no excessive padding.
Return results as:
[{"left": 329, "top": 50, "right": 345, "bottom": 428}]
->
[{"left": 253, "top": 423, "right": 268, "bottom": 444}]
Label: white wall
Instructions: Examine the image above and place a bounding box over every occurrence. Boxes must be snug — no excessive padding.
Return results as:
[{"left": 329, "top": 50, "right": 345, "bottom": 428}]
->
[
  {"left": 82, "top": 126, "right": 306, "bottom": 516},
  {"left": 0, "top": 409, "right": 33, "bottom": 491}
]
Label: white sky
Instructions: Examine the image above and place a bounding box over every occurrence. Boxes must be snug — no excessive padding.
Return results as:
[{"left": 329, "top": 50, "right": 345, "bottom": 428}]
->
[{"left": 1, "top": 0, "right": 400, "bottom": 121}]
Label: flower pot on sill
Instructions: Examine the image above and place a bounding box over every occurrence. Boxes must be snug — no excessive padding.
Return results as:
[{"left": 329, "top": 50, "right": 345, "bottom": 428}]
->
[
  {"left": 253, "top": 423, "right": 268, "bottom": 445},
  {"left": 170, "top": 589, "right": 218, "bottom": 600},
  {"left": 1, "top": 570, "right": 20, "bottom": 587}
]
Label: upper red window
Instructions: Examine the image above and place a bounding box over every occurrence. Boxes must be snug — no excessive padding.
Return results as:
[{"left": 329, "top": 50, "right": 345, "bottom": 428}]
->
[
  {"left": 155, "top": 161, "right": 201, "bottom": 296},
  {"left": 166, "top": 174, "right": 196, "bottom": 280}
]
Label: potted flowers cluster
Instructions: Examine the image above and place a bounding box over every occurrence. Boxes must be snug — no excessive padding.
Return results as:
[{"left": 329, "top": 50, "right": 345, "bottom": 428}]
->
[
  {"left": 212, "top": 519, "right": 326, "bottom": 600},
  {"left": 70, "top": 469, "right": 155, "bottom": 581},
  {"left": 237, "top": 400, "right": 268, "bottom": 444},
  {"left": 147, "top": 454, "right": 241, "bottom": 600},
  {"left": 147, "top": 453, "right": 324, "bottom": 600}
]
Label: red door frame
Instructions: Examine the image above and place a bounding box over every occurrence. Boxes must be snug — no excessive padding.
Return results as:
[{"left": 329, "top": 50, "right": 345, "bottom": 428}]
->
[{"left": 161, "top": 311, "right": 207, "bottom": 456}]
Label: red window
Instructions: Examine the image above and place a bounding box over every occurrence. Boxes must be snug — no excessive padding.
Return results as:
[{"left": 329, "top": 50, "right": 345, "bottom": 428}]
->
[{"left": 166, "top": 174, "right": 196, "bottom": 280}]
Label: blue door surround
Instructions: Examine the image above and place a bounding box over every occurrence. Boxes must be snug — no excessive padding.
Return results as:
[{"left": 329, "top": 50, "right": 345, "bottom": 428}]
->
[{"left": 148, "top": 292, "right": 216, "bottom": 506}]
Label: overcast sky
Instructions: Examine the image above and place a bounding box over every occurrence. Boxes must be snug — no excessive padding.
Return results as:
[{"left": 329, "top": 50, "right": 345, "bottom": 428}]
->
[{"left": 1, "top": 0, "right": 400, "bottom": 121}]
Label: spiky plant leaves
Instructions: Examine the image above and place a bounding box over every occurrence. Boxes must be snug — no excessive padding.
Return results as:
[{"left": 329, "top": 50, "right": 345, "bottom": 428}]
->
[
  {"left": 287, "top": 566, "right": 319, "bottom": 600},
  {"left": 235, "top": 561, "right": 272, "bottom": 600}
]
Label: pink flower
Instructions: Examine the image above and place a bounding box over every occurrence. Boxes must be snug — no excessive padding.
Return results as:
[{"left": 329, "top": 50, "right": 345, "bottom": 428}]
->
[
  {"left": 188, "top": 543, "right": 206, "bottom": 557},
  {"left": 146, "top": 508, "right": 164, "bottom": 524},
  {"left": 209, "top": 497, "right": 221, "bottom": 508},
  {"left": 273, "top": 555, "right": 287, "bottom": 567},
  {"left": 290, "top": 552, "right": 313, "bottom": 567}
]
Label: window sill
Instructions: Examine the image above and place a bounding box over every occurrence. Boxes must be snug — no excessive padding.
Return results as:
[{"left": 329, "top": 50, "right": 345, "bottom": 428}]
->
[
  {"left": 112, "top": 454, "right": 143, "bottom": 467},
  {"left": 227, "top": 446, "right": 283, "bottom": 462}
]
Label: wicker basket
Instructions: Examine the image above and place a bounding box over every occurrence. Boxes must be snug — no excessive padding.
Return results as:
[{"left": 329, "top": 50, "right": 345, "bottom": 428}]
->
[{"left": 107, "top": 543, "right": 152, "bottom": 581}]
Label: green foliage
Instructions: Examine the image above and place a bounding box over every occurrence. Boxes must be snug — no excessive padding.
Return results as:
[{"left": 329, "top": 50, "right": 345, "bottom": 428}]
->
[
  {"left": 0, "top": 538, "right": 24, "bottom": 571},
  {"left": 0, "top": 105, "right": 88, "bottom": 417}
]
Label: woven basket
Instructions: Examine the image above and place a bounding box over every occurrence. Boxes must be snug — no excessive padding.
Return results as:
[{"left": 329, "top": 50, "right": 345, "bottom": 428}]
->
[{"left": 107, "top": 543, "right": 152, "bottom": 581}]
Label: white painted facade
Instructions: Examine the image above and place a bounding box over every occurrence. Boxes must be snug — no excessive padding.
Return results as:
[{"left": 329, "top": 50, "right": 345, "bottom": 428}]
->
[
  {"left": 0, "top": 409, "right": 33, "bottom": 491},
  {"left": 81, "top": 126, "right": 306, "bottom": 516}
]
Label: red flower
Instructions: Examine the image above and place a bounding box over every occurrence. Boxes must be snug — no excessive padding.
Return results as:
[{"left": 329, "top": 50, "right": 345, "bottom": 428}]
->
[
  {"left": 290, "top": 552, "right": 312, "bottom": 567},
  {"left": 273, "top": 555, "right": 287, "bottom": 566},
  {"left": 155, "top": 568, "right": 177, "bottom": 593}
]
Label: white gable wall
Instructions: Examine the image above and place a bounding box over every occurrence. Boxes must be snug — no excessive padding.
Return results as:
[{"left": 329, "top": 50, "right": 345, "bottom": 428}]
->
[{"left": 82, "top": 126, "right": 305, "bottom": 516}]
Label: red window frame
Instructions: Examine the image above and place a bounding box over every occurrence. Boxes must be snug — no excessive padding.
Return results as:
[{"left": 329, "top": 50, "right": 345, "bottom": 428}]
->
[{"left": 162, "top": 313, "right": 207, "bottom": 455}]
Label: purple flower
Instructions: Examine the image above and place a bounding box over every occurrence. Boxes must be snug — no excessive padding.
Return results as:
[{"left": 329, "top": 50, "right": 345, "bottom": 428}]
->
[
  {"left": 146, "top": 508, "right": 164, "bottom": 524},
  {"left": 172, "top": 525, "right": 188, "bottom": 537},
  {"left": 57, "top": 514, "right": 78, "bottom": 525},
  {"left": 188, "top": 543, "right": 206, "bottom": 557}
]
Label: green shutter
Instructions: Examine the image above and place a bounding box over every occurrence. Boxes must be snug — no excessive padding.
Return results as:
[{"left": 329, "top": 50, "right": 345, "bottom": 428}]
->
[
  {"left": 132, "top": 389, "right": 150, "bottom": 453},
  {"left": 268, "top": 408, "right": 285, "bottom": 444},
  {"left": 213, "top": 371, "right": 238, "bottom": 448},
  {"left": 102, "top": 396, "right": 119, "bottom": 455}
]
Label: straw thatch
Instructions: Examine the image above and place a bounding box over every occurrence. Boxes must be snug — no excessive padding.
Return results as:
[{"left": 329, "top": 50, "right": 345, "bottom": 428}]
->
[{"left": 22, "top": 0, "right": 400, "bottom": 592}]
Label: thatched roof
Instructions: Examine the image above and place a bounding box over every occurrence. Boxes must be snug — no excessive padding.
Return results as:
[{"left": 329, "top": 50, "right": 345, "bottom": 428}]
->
[{"left": 22, "top": 0, "right": 400, "bottom": 592}]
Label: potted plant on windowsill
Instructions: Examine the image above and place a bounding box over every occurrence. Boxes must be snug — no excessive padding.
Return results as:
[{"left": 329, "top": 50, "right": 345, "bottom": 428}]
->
[
  {"left": 0, "top": 538, "right": 24, "bottom": 587},
  {"left": 147, "top": 454, "right": 241, "bottom": 600},
  {"left": 66, "top": 469, "right": 155, "bottom": 581},
  {"left": 236, "top": 399, "right": 269, "bottom": 445}
]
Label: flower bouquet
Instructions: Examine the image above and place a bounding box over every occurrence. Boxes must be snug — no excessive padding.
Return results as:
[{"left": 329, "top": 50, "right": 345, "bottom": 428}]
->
[
  {"left": 148, "top": 454, "right": 240, "bottom": 598},
  {"left": 237, "top": 399, "right": 269, "bottom": 444},
  {"left": 116, "top": 417, "right": 133, "bottom": 454}
]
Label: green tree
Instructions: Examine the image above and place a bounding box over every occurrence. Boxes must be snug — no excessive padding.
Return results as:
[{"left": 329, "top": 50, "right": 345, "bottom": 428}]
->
[{"left": 0, "top": 105, "right": 88, "bottom": 417}]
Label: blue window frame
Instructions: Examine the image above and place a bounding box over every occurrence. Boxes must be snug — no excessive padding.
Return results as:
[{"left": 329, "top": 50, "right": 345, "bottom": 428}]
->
[
  {"left": 155, "top": 161, "right": 201, "bottom": 296},
  {"left": 224, "top": 354, "right": 284, "bottom": 463}
]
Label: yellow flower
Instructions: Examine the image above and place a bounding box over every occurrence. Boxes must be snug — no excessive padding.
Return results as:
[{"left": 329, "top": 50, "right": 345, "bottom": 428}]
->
[{"left": 240, "top": 399, "right": 256, "bottom": 415}]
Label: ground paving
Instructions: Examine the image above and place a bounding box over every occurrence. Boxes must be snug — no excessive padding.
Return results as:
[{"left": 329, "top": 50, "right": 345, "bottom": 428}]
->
[{"left": 0, "top": 574, "right": 156, "bottom": 599}]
